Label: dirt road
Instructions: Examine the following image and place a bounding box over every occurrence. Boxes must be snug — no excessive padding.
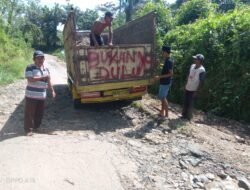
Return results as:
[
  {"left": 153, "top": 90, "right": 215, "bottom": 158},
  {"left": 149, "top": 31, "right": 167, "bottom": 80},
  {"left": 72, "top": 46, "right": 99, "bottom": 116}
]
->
[{"left": 0, "top": 55, "right": 249, "bottom": 190}]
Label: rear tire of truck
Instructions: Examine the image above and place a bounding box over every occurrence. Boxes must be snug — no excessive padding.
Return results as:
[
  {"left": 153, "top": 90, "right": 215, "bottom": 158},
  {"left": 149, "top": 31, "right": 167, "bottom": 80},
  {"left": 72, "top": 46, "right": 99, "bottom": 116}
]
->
[
  {"left": 73, "top": 99, "right": 81, "bottom": 109},
  {"left": 67, "top": 81, "right": 72, "bottom": 97}
]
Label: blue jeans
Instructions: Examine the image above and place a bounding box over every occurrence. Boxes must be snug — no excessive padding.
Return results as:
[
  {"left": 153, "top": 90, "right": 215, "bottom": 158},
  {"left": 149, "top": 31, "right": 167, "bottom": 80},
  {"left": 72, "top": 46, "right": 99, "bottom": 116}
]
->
[
  {"left": 90, "top": 33, "right": 104, "bottom": 46},
  {"left": 158, "top": 83, "right": 171, "bottom": 100}
]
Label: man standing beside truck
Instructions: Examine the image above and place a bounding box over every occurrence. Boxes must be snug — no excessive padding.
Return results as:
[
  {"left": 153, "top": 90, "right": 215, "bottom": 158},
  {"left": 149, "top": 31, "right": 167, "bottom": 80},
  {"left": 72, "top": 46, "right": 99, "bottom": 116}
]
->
[
  {"left": 181, "top": 54, "right": 206, "bottom": 120},
  {"left": 90, "top": 11, "right": 113, "bottom": 47},
  {"left": 154, "top": 46, "right": 173, "bottom": 118},
  {"left": 24, "top": 50, "right": 56, "bottom": 135}
]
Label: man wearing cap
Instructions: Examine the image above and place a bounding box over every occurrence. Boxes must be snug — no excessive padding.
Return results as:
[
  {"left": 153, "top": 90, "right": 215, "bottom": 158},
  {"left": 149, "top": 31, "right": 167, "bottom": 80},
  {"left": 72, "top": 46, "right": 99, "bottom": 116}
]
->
[
  {"left": 90, "top": 11, "right": 113, "bottom": 47},
  {"left": 154, "top": 46, "right": 174, "bottom": 118},
  {"left": 182, "top": 54, "right": 206, "bottom": 120},
  {"left": 24, "top": 50, "right": 56, "bottom": 134}
]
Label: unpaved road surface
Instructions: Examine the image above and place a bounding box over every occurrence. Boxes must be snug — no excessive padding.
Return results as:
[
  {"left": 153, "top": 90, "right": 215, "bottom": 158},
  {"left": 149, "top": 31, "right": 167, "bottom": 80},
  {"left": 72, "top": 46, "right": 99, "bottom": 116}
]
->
[{"left": 0, "top": 54, "right": 249, "bottom": 190}]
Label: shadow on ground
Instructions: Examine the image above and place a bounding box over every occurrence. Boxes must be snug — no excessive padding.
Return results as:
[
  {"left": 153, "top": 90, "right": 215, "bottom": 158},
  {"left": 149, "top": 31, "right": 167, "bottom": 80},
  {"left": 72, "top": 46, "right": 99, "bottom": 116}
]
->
[
  {"left": 123, "top": 101, "right": 250, "bottom": 142},
  {"left": 1, "top": 84, "right": 249, "bottom": 143},
  {"left": 0, "top": 84, "right": 133, "bottom": 142},
  {"left": 169, "top": 102, "right": 250, "bottom": 140}
]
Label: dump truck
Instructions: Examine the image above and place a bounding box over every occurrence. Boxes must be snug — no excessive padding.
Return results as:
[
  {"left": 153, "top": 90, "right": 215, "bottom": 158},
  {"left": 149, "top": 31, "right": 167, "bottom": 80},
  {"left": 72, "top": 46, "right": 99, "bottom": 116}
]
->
[{"left": 63, "top": 11, "right": 157, "bottom": 108}]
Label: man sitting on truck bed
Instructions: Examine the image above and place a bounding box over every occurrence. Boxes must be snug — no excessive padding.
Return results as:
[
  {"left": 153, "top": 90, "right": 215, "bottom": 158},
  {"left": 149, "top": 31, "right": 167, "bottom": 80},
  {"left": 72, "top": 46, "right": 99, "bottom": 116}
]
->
[{"left": 90, "top": 11, "right": 113, "bottom": 47}]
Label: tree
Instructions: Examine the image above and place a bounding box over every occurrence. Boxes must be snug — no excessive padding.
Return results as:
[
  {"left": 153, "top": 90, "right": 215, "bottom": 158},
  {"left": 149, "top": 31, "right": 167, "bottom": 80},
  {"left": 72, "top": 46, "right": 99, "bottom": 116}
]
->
[
  {"left": 76, "top": 9, "right": 98, "bottom": 30},
  {"left": 175, "top": 0, "right": 216, "bottom": 25},
  {"left": 40, "top": 4, "right": 66, "bottom": 49},
  {"left": 136, "top": 0, "right": 173, "bottom": 34},
  {"left": 119, "top": 0, "right": 146, "bottom": 22},
  {"left": 96, "top": 2, "right": 118, "bottom": 15},
  {"left": 0, "top": 0, "right": 25, "bottom": 34},
  {"left": 175, "top": 0, "right": 189, "bottom": 8},
  {"left": 96, "top": 2, "right": 123, "bottom": 28},
  {"left": 23, "top": 2, "right": 66, "bottom": 49},
  {"left": 19, "top": 1, "right": 44, "bottom": 46},
  {"left": 164, "top": 5, "right": 250, "bottom": 122}
]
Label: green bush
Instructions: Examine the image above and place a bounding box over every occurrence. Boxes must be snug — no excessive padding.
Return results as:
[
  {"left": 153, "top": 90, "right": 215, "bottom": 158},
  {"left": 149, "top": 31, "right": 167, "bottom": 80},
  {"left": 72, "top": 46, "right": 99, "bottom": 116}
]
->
[
  {"left": 164, "top": 6, "right": 250, "bottom": 122},
  {"left": 135, "top": 0, "right": 174, "bottom": 96},
  {"left": 0, "top": 26, "right": 31, "bottom": 85},
  {"left": 175, "top": 0, "right": 217, "bottom": 25}
]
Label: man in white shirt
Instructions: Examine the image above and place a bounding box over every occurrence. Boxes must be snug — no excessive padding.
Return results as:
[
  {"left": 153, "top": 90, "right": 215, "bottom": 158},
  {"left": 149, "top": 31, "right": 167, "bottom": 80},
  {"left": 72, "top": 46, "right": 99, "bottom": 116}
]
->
[{"left": 181, "top": 54, "right": 206, "bottom": 120}]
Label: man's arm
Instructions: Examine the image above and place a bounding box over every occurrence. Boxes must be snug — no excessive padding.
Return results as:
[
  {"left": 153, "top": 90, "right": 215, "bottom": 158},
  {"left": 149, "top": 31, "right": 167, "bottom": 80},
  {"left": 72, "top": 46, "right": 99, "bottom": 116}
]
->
[
  {"left": 155, "top": 69, "right": 173, "bottom": 80},
  {"left": 197, "top": 72, "right": 206, "bottom": 90},
  {"left": 154, "top": 61, "right": 173, "bottom": 80},
  {"left": 193, "top": 71, "right": 206, "bottom": 97},
  {"left": 47, "top": 77, "right": 56, "bottom": 98},
  {"left": 26, "top": 75, "right": 48, "bottom": 82},
  {"left": 108, "top": 25, "right": 113, "bottom": 46}
]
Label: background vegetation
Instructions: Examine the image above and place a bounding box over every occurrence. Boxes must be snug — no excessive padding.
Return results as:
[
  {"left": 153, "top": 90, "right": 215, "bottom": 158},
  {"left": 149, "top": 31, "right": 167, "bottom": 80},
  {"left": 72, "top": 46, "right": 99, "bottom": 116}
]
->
[
  {"left": 165, "top": 6, "right": 250, "bottom": 122},
  {"left": 0, "top": 0, "right": 249, "bottom": 122}
]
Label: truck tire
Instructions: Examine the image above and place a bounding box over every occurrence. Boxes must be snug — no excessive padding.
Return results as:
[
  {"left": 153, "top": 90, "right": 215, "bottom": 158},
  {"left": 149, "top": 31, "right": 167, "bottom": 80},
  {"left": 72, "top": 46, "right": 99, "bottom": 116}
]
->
[
  {"left": 73, "top": 99, "right": 81, "bottom": 109},
  {"left": 67, "top": 78, "right": 73, "bottom": 97}
]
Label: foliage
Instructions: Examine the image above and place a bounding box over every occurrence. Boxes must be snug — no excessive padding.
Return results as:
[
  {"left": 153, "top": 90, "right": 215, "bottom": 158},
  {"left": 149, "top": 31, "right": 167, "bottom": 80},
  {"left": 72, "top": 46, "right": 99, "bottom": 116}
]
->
[
  {"left": 175, "top": 0, "right": 216, "bottom": 25},
  {"left": 19, "top": 1, "right": 44, "bottom": 47},
  {"left": 0, "top": 25, "right": 31, "bottom": 85},
  {"left": 0, "top": 0, "right": 25, "bottom": 34},
  {"left": 136, "top": 0, "right": 173, "bottom": 34},
  {"left": 0, "top": 57, "right": 30, "bottom": 85},
  {"left": 112, "top": 12, "right": 127, "bottom": 29},
  {"left": 171, "top": 0, "right": 188, "bottom": 9},
  {"left": 119, "top": 0, "right": 146, "bottom": 22},
  {"left": 164, "top": 6, "right": 250, "bottom": 122},
  {"left": 51, "top": 49, "right": 65, "bottom": 61},
  {"left": 39, "top": 4, "right": 66, "bottom": 49},
  {"left": 76, "top": 9, "right": 98, "bottom": 30},
  {"left": 17, "top": 1, "right": 66, "bottom": 50},
  {"left": 96, "top": 2, "right": 118, "bottom": 16},
  {"left": 136, "top": 0, "right": 173, "bottom": 95}
]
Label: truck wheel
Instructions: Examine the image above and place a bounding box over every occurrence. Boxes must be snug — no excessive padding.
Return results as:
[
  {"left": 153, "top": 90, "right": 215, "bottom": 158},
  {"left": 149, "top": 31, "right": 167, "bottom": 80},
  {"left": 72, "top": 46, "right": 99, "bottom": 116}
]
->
[
  {"left": 68, "top": 85, "right": 72, "bottom": 98},
  {"left": 73, "top": 99, "right": 81, "bottom": 109},
  {"left": 67, "top": 78, "right": 73, "bottom": 97}
]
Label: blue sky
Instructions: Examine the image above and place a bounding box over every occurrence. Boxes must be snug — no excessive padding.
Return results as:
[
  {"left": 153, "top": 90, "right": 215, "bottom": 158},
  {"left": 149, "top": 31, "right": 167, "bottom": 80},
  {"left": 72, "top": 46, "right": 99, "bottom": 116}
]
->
[{"left": 40, "top": 0, "right": 176, "bottom": 11}]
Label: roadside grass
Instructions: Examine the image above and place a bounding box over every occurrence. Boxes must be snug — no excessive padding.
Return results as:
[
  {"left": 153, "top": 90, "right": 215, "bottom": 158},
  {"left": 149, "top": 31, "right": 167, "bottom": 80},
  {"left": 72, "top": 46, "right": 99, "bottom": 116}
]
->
[
  {"left": 51, "top": 49, "right": 65, "bottom": 61},
  {"left": 131, "top": 101, "right": 142, "bottom": 109},
  {"left": 0, "top": 56, "right": 31, "bottom": 85},
  {"left": 0, "top": 48, "right": 65, "bottom": 86}
]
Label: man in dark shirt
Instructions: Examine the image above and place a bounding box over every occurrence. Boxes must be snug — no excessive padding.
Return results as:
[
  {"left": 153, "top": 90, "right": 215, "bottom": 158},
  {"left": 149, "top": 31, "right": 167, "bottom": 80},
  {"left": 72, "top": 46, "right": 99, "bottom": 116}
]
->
[{"left": 154, "top": 46, "right": 173, "bottom": 118}]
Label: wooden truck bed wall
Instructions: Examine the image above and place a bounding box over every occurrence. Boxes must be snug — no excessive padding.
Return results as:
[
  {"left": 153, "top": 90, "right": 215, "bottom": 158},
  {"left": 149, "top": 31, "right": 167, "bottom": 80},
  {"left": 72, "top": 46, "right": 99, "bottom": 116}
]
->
[
  {"left": 76, "top": 45, "right": 152, "bottom": 83},
  {"left": 63, "top": 11, "right": 156, "bottom": 87}
]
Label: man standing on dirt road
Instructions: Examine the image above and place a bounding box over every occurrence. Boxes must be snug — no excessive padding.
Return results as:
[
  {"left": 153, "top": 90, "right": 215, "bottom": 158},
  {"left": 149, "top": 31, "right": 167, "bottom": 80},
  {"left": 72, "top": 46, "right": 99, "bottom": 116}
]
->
[
  {"left": 90, "top": 11, "right": 113, "bottom": 47},
  {"left": 181, "top": 54, "right": 206, "bottom": 120},
  {"left": 154, "top": 46, "right": 174, "bottom": 119},
  {"left": 24, "top": 50, "right": 56, "bottom": 135}
]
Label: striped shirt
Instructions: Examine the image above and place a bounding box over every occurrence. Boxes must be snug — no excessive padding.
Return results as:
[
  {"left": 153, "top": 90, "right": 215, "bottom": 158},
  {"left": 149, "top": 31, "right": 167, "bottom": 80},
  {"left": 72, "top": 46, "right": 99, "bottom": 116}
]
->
[{"left": 25, "top": 64, "right": 49, "bottom": 100}]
